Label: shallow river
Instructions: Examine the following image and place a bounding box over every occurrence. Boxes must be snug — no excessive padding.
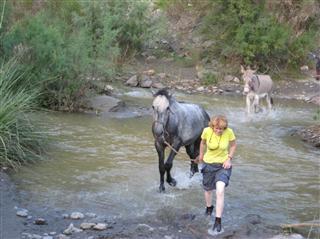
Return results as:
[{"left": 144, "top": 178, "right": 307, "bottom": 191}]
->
[{"left": 12, "top": 88, "right": 319, "bottom": 229}]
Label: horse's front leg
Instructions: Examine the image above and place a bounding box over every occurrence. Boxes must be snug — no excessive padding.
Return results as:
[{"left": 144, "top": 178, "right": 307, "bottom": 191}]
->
[
  {"left": 155, "top": 141, "right": 165, "bottom": 193},
  {"left": 165, "top": 141, "right": 181, "bottom": 187}
]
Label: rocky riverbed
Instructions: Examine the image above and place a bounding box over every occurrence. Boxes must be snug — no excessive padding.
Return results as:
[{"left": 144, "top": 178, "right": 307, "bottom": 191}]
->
[{"left": 1, "top": 170, "right": 314, "bottom": 239}]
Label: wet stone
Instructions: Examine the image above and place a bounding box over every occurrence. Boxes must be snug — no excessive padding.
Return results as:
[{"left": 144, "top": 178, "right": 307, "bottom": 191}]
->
[
  {"left": 70, "top": 212, "right": 84, "bottom": 220},
  {"left": 16, "top": 209, "right": 28, "bottom": 217},
  {"left": 34, "top": 217, "right": 47, "bottom": 225}
]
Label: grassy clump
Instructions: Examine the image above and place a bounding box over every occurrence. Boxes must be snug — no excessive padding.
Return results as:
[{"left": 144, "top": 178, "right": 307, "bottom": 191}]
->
[
  {"left": 201, "top": 72, "right": 218, "bottom": 86},
  {"left": 0, "top": 60, "right": 46, "bottom": 169}
]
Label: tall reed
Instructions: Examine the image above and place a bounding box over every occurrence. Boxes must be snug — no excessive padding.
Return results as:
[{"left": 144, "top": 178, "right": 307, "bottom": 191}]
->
[{"left": 0, "top": 60, "right": 46, "bottom": 169}]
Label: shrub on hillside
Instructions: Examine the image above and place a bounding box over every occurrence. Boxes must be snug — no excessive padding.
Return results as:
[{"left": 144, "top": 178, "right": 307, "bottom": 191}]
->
[{"left": 201, "top": 0, "right": 318, "bottom": 71}]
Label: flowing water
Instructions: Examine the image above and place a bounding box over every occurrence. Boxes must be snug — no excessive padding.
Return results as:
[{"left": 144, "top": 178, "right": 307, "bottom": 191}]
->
[{"left": 12, "top": 88, "right": 319, "bottom": 229}]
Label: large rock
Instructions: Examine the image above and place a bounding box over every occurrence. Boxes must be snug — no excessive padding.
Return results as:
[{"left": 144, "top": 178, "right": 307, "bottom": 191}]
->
[
  {"left": 88, "top": 95, "right": 121, "bottom": 114},
  {"left": 140, "top": 75, "right": 153, "bottom": 88},
  {"left": 125, "top": 75, "right": 139, "bottom": 87}
]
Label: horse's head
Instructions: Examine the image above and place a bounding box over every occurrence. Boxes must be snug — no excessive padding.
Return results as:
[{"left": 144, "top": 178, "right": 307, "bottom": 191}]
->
[
  {"left": 241, "top": 65, "right": 256, "bottom": 95},
  {"left": 152, "top": 89, "right": 172, "bottom": 138}
]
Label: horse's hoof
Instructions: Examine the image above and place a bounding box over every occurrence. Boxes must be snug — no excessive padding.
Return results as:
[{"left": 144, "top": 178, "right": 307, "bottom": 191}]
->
[
  {"left": 159, "top": 185, "right": 165, "bottom": 193},
  {"left": 167, "top": 178, "right": 177, "bottom": 187},
  {"left": 189, "top": 167, "right": 198, "bottom": 178}
]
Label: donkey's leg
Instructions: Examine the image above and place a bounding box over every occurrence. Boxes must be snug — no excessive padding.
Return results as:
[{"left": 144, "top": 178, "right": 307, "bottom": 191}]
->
[
  {"left": 155, "top": 141, "right": 166, "bottom": 192},
  {"left": 165, "top": 141, "right": 181, "bottom": 187},
  {"left": 253, "top": 95, "right": 261, "bottom": 113},
  {"left": 246, "top": 94, "right": 255, "bottom": 114},
  {"left": 266, "top": 94, "right": 272, "bottom": 111},
  {"left": 246, "top": 95, "right": 251, "bottom": 114}
]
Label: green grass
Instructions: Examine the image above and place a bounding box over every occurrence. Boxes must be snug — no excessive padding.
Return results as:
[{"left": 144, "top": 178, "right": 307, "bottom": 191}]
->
[{"left": 0, "top": 60, "right": 47, "bottom": 169}]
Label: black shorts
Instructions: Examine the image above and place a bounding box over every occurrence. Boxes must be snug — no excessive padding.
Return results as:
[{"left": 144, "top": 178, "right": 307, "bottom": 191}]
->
[{"left": 201, "top": 163, "right": 232, "bottom": 191}]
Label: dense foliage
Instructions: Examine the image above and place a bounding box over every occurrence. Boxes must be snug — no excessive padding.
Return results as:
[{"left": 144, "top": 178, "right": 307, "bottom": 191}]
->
[
  {"left": 0, "top": 0, "right": 152, "bottom": 111},
  {"left": 201, "top": 0, "right": 319, "bottom": 72}
]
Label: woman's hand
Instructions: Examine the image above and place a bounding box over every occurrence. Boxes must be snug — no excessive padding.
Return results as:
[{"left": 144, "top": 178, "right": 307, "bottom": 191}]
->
[
  {"left": 223, "top": 158, "right": 232, "bottom": 169},
  {"left": 192, "top": 156, "right": 202, "bottom": 164}
]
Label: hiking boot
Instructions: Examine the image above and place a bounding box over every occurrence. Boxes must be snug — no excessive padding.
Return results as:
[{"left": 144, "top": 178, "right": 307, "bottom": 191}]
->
[
  {"left": 213, "top": 221, "right": 222, "bottom": 232},
  {"left": 208, "top": 221, "right": 224, "bottom": 236},
  {"left": 205, "top": 205, "right": 214, "bottom": 216}
]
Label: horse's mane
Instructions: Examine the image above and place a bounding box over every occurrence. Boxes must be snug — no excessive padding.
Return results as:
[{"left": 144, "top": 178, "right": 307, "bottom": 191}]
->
[{"left": 154, "top": 88, "right": 171, "bottom": 99}]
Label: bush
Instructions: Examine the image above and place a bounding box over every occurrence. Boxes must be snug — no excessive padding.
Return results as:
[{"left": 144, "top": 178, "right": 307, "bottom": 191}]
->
[
  {"left": 201, "top": 0, "right": 318, "bottom": 71},
  {"left": 107, "top": 0, "right": 151, "bottom": 59}
]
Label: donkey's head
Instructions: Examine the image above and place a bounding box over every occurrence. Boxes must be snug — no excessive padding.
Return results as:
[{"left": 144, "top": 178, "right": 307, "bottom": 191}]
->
[{"left": 241, "top": 65, "right": 256, "bottom": 95}]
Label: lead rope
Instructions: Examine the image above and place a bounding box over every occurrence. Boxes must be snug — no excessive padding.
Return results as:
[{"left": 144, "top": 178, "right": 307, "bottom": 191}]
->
[{"left": 152, "top": 120, "right": 186, "bottom": 157}]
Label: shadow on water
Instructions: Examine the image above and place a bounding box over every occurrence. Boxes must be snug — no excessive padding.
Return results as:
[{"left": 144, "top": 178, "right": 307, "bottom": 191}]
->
[{"left": 11, "top": 90, "right": 319, "bottom": 236}]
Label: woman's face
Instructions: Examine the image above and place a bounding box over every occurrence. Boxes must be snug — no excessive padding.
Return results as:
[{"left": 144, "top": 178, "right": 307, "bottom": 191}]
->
[{"left": 214, "top": 126, "right": 225, "bottom": 136}]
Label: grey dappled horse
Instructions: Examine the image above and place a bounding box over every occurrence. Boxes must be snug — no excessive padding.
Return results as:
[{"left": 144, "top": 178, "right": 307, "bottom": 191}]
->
[
  {"left": 152, "top": 89, "right": 210, "bottom": 192},
  {"left": 241, "top": 66, "right": 274, "bottom": 114}
]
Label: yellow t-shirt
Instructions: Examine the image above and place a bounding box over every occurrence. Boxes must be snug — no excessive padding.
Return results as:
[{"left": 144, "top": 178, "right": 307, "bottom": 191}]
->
[{"left": 201, "top": 127, "right": 236, "bottom": 164}]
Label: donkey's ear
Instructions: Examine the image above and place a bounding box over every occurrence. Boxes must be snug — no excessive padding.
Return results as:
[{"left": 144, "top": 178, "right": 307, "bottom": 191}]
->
[
  {"left": 241, "top": 65, "right": 245, "bottom": 73},
  {"left": 150, "top": 88, "right": 156, "bottom": 96}
]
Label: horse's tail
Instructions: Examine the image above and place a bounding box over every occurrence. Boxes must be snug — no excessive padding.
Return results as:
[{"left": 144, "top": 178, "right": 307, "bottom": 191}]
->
[{"left": 270, "top": 97, "right": 274, "bottom": 105}]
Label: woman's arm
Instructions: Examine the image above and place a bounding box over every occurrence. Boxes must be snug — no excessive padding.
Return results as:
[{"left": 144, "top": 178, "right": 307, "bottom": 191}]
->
[
  {"left": 199, "top": 139, "right": 206, "bottom": 162},
  {"left": 223, "top": 140, "right": 236, "bottom": 169},
  {"left": 195, "top": 139, "right": 206, "bottom": 164}
]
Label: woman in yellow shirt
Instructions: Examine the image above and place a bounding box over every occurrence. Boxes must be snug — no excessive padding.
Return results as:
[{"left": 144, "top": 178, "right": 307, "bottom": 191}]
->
[{"left": 198, "top": 115, "right": 237, "bottom": 235}]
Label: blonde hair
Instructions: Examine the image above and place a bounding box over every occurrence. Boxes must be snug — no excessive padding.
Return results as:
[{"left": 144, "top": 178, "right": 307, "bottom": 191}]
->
[{"left": 209, "top": 115, "right": 228, "bottom": 129}]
